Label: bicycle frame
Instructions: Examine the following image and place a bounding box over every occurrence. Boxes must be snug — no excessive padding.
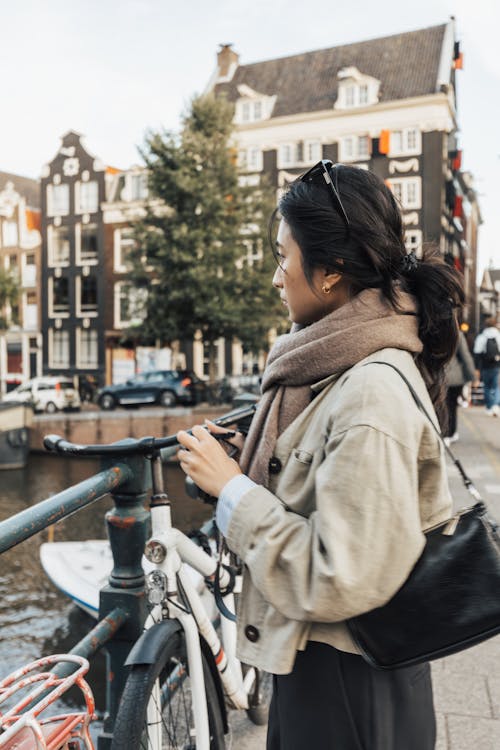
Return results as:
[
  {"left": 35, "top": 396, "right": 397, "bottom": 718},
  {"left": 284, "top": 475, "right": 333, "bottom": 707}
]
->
[{"left": 142, "top": 457, "right": 257, "bottom": 750}]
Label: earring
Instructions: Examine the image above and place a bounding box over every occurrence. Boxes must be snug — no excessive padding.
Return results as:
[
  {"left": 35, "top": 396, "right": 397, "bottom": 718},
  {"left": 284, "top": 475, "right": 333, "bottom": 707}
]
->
[{"left": 322, "top": 284, "right": 331, "bottom": 294}]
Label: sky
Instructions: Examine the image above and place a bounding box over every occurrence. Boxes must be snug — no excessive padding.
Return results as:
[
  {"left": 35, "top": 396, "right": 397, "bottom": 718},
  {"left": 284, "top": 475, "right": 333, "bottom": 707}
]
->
[{"left": 1, "top": 0, "right": 498, "bottom": 276}]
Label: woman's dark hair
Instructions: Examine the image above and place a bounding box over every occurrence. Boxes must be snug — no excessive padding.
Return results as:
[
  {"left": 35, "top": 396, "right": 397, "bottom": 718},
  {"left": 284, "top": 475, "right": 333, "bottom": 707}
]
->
[{"left": 271, "top": 164, "right": 465, "bottom": 415}]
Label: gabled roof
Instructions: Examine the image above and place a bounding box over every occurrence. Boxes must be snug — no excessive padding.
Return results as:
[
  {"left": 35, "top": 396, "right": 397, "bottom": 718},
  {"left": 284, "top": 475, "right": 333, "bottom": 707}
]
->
[
  {"left": 489, "top": 269, "right": 500, "bottom": 284},
  {"left": 0, "top": 170, "right": 40, "bottom": 210},
  {"left": 214, "top": 24, "right": 447, "bottom": 118}
]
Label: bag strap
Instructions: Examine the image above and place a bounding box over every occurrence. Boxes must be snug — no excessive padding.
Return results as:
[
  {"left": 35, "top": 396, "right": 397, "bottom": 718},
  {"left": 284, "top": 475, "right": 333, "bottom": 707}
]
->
[{"left": 364, "top": 361, "right": 483, "bottom": 505}]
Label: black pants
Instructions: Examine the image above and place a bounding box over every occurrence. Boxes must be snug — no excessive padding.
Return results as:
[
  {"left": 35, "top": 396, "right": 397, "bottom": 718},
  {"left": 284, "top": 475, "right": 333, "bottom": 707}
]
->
[
  {"left": 266, "top": 641, "right": 436, "bottom": 750},
  {"left": 445, "top": 385, "right": 462, "bottom": 437}
]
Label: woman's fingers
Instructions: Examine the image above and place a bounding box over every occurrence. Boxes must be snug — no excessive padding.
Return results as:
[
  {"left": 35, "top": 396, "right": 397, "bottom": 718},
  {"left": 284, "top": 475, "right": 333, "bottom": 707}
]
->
[
  {"left": 176, "top": 423, "right": 242, "bottom": 496},
  {"left": 204, "top": 419, "right": 245, "bottom": 451}
]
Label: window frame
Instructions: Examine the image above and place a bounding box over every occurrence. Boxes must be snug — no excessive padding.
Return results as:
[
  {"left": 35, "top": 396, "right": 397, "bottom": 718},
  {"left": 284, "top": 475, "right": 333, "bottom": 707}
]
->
[
  {"left": 76, "top": 327, "right": 99, "bottom": 369},
  {"left": 339, "top": 134, "right": 371, "bottom": 162},
  {"left": 75, "top": 223, "right": 99, "bottom": 266},
  {"left": 75, "top": 180, "right": 99, "bottom": 214},
  {"left": 75, "top": 274, "right": 98, "bottom": 318},
  {"left": 388, "top": 128, "right": 422, "bottom": 157},
  {"left": 2, "top": 220, "right": 19, "bottom": 247},
  {"left": 114, "top": 281, "right": 147, "bottom": 329},
  {"left": 49, "top": 328, "right": 70, "bottom": 369},
  {"left": 388, "top": 177, "right": 422, "bottom": 210},
  {"left": 48, "top": 276, "right": 70, "bottom": 318},
  {"left": 47, "top": 225, "right": 71, "bottom": 267},
  {"left": 46, "top": 183, "right": 70, "bottom": 217}
]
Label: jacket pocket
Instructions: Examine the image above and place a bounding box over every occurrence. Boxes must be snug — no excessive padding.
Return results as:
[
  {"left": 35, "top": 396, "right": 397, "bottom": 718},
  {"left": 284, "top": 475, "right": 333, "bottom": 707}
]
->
[{"left": 293, "top": 448, "right": 314, "bottom": 464}]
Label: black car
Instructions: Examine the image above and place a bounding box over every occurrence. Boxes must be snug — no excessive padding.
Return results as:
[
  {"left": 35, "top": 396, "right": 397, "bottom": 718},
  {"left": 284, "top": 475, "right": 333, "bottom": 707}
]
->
[{"left": 97, "top": 370, "right": 206, "bottom": 410}]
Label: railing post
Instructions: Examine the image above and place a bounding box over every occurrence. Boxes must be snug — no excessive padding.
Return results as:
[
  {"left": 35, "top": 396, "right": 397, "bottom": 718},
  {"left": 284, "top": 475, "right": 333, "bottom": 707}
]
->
[{"left": 97, "top": 448, "right": 151, "bottom": 749}]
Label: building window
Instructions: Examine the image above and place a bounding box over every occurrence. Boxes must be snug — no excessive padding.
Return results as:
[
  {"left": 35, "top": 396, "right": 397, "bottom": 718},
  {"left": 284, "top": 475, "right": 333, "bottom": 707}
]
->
[
  {"left": 389, "top": 128, "right": 421, "bottom": 157},
  {"left": 78, "top": 275, "right": 98, "bottom": 315},
  {"left": 239, "top": 99, "right": 266, "bottom": 123},
  {"left": 24, "top": 291, "right": 37, "bottom": 330},
  {"left": 50, "top": 276, "right": 70, "bottom": 316},
  {"left": 114, "top": 227, "right": 136, "bottom": 272},
  {"left": 238, "top": 147, "right": 263, "bottom": 172},
  {"left": 339, "top": 135, "right": 371, "bottom": 162},
  {"left": 304, "top": 140, "right": 322, "bottom": 163},
  {"left": 389, "top": 177, "right": 422, "bottom": 209},
  {"left": 276, "top": 140, "right": 322, "bottom": 166},
  {"left": 2, "top": 221, "right": 18, "bottom": 247},
  {"left": 23, "top": 253, "right": 36, "bottom": 287},
  {"left": 345, "top": 86, "right": 355, "bottom": 107},
  {"left": 47, "top": 184, "right": 70, "bottom": 216},
  {"left": 77, "top": 328, "right": 98, "bottom": 368},
  {"left": 130, "top": 173, "right": 148, "bottom": 201},
  {"left": 114, "top": 282, "right": 146, "bottom": 328},
  {"left": 404, "top": 230, "right": 423, "bottom": 256},
  {"left": 76, "top": 181, "right": 99, "bottom": 213},
  {"left": 339, "top": 83, "right": 371, "bottom": 108},
  {"left": 50, "top": 329, "right": 70, "bottom": 368},
  {"left": 76, "top": 223, "right": 98, "bottom": 264},
  {"left": 48, "top": 226, "right": 70, "bottom": 266}
]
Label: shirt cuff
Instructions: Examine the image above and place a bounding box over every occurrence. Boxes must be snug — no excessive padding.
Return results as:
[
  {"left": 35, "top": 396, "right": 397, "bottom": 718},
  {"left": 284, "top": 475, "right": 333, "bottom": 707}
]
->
[{"left": 216, "top": 474, "right": 257, "bottom": 536}]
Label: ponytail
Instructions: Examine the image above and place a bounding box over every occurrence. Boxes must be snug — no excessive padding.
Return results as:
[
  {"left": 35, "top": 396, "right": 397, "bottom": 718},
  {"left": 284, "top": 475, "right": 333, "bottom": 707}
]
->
[{"left": 397, "top": 245, "right": 465, "bottom": 421}]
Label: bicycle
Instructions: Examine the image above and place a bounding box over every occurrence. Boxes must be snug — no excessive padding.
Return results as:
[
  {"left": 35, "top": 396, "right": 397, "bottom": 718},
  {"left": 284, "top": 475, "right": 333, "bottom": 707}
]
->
[
  {"left": 43, "top": 403, "right": 271, "bottom": 749},
  {"left": 0, "top": 654, "right": 95, "bottom": 749}
]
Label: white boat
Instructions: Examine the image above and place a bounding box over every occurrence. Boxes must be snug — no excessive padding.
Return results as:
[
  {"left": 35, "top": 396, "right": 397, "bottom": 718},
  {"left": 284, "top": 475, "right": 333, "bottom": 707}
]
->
[{"left": 40, "top": 540, "right": 212, "bottom": 619}]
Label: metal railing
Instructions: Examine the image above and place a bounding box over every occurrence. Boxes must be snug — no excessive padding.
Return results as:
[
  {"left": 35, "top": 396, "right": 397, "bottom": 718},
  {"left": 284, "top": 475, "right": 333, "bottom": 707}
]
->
[{"left": 0, "top": 404, "right": 256, "bottom": 749}]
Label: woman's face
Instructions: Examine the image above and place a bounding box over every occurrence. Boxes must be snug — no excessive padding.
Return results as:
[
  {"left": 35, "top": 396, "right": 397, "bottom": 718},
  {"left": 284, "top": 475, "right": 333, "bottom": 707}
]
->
[{"left": 272, "top": 219, "right": 347, "bottom": 325}]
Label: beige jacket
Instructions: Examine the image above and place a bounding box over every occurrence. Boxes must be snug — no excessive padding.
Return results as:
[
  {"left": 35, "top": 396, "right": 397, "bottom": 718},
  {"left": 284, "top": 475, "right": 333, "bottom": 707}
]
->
[{"left": 226, "top": 348, "right": 452, "bottom": 675}]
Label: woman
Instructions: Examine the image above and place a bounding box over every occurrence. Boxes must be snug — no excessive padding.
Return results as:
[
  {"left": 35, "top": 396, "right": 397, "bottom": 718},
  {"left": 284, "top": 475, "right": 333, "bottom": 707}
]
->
[
  {"left": 444, "top": 330, "right": 475, "bottom": 443},
  {"left": 177, "top": 162, "right": 464, "bottom": 749}
]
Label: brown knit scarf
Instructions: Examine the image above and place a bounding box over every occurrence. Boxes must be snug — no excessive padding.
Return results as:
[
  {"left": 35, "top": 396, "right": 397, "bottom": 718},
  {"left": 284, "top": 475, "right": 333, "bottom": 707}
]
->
[{"left": 239, "top": 287, "right": 422, "bottom": 486}]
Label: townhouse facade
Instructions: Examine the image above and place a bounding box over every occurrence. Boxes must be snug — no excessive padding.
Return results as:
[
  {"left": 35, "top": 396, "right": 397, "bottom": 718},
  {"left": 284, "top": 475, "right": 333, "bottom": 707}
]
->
[
  {"left": 40, "top": 131, "right": 106, "bottom": 388},
  {"left": 209, "top": 18, "right": 480, "bottom": 330},
  {"left": 478, "top": 268, "right": 500, "bottom": 324},
  {"left": 0, "top": 172, "right": 42, "bottom": 395}
]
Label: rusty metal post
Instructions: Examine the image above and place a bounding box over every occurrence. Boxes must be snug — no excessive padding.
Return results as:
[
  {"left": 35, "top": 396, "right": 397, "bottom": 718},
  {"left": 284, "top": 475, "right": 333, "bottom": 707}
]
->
[{"left": 97, "top": 447, "right": 151, "bottom": 749}]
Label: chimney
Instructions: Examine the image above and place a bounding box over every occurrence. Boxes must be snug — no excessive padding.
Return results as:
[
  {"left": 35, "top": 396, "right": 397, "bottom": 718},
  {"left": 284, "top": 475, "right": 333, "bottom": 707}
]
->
[{"left": 217, "top": 44, "right": 239, "bottom": 82}]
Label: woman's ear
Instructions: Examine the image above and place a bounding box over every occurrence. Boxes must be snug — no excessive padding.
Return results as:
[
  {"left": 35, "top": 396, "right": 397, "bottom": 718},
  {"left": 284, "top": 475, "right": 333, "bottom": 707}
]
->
[{"left": 323, "top": 269, "right": 343, "bottom": 289}]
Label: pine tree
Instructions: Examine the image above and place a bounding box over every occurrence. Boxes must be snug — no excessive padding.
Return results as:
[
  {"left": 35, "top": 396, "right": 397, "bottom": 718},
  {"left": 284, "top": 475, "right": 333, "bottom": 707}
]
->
[{"left": 129, "top": 93, "right": 285, "bottom": 380}]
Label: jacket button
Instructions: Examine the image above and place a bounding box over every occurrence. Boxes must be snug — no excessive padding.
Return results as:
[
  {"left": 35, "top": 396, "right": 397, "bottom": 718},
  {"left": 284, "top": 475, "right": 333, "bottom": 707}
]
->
[
  {"left": 268, "top": 456, "right": 282, "bottom": 474},
  {"left": 244, "top": 625, "right": 260, "bottom": 642}
]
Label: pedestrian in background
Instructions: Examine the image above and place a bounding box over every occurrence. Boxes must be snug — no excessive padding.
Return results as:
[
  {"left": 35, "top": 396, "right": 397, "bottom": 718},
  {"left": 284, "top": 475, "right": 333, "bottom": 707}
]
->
[
  {"left": 444, "top": 330, "right": 475, "bottom": 444},
  {"left": 177, "top": 163, "right": 464, "bottom": 749},
  {"left": 473, "top": 316, "right": 500, "bottom": 416}
]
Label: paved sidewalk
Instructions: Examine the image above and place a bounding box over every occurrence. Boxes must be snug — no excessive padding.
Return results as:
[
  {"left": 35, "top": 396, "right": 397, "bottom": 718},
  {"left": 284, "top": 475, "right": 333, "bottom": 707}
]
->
[{"left": 228, "top": 405, "right": 500, "bottom": 749}]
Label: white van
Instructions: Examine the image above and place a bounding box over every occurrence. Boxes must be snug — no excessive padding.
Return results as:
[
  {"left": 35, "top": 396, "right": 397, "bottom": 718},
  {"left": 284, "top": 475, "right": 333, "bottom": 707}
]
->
[{"left": 3, "top": 377, "right": 81, "bottom": 414}]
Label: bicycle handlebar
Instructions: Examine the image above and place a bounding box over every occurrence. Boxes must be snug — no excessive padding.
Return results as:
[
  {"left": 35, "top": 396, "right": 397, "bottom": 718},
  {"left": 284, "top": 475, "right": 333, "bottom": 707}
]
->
[{"left": 43, "top": 403, "right": 258, "bottom": 458}]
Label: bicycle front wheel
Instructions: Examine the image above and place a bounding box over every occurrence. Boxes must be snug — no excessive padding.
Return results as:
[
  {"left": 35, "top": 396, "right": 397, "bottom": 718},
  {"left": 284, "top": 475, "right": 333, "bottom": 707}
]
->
[{"left": 111, "top": 630, "right": 225, "bottom": 749}]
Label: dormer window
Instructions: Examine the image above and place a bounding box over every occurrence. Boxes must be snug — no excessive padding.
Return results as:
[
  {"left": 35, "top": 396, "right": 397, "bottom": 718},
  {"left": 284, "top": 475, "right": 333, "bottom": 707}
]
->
[
  {"left": 239, "top": 99, "right": 266, "bottom": 123},
  {"left": 235, "top": 85, "right": 276, "bottom": 124},
  {"left": 335, "top": 67, "right": 380, "bottom": 110}
]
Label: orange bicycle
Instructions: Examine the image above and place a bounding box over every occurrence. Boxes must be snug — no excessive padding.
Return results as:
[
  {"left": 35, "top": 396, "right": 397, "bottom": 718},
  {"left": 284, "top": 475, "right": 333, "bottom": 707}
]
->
[{"left": 0, "top": 654, "right": 95, "bottom": 749}]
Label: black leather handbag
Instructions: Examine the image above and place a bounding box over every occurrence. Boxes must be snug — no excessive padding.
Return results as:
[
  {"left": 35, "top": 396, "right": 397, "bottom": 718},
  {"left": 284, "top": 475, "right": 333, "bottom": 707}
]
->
[{"left": 346, "top": 362, "right": 500, "bottom": 670}]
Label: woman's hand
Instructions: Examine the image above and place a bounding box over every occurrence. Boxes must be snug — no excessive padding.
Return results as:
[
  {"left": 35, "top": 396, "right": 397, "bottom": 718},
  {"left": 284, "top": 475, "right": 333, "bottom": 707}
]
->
[
  {"left": 177, "top": 424, "right": 242, "bottom": 497},
  {"left": 204, "top": 419, "right": 245, "bottom": 453}
]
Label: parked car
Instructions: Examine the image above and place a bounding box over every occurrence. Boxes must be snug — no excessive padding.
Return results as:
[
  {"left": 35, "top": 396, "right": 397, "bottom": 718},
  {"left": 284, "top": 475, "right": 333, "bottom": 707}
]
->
[
  {"left": 2, "top": 377, "right": 81, "bottom": 414},
  {"left": 97, "top": 370, "right": 206, "bottom": 410}
]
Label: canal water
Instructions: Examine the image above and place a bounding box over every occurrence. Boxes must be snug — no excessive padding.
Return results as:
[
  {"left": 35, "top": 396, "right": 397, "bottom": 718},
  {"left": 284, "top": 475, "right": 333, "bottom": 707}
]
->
[{"left": 0, "top": 453, "right": 212, "bottom": 722}]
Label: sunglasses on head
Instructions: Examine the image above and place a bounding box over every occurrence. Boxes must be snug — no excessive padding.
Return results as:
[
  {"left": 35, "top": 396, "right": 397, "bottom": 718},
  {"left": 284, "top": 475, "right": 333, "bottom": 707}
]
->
[{"left": 299, "top": 159, "right": 350, "bottom": 234}]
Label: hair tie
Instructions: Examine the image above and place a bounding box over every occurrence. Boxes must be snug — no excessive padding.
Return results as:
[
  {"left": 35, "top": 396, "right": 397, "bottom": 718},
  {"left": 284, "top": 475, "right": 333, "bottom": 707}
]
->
[{"left": 400, "top": 250, "right": 419, "bottom": 274}]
